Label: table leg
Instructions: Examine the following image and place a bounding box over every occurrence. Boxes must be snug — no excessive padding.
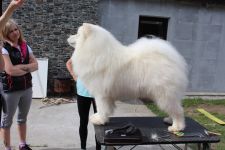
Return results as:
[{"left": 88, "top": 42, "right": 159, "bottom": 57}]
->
[
  {"left": 95, "top": 135, "right": 101, "bottom": 150},
  {"left": 202, "top": 143, "right": 210, "bottom": 150}
]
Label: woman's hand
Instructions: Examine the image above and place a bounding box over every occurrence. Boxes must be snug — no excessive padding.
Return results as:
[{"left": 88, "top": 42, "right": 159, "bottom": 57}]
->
[
  {"left": 10, "top": 0, "right": 25, "bottom": 9},
  {"left": 0, "top": 0, "right": 25, "bottom": 31}
]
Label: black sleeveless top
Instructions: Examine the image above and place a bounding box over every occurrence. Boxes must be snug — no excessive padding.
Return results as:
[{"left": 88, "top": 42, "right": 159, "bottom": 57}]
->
[{"left": 1, "top": 42, "right": 32, "bottom": 92}]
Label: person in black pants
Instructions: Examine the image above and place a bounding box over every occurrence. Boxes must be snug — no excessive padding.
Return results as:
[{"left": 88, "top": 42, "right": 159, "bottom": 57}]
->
[
  {"left": 66, "top": 58, "right": 98, "bottom": 150},
  {"left": 77, "top": 95, "right": 97, "bottom": 149}
]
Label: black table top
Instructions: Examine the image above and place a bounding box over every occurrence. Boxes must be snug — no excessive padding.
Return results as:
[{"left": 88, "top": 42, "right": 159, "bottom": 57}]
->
[{"left": 94, "top": 117, "right": 220, "bottom": 146}]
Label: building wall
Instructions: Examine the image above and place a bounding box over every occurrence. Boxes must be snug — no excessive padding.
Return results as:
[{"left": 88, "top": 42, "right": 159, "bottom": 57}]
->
[
  {"left": 2, "top": 0, "right": 99, "bottom": 94},
  {"left": 2, "top": 0, "right": 225, "bottom": 95},
  {"left": 98, "top": 0, "right": 225, "bottom": 94}
]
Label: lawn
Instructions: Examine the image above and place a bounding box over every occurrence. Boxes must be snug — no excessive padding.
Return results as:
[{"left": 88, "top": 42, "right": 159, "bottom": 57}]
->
[{"left": 146, "top": 98, "right": 225, "bottom": 150}]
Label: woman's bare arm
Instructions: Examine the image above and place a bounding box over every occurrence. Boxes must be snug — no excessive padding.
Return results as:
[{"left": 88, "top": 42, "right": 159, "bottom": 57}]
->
[
  {"left": 0, "top": 0, "right": 24, "bottom": 31},
  {"left": 66, "top": 58, "right": 77, "bottom": 81},
  {"left": 3, "top": 54, "right": 27, "bottom": 76}
]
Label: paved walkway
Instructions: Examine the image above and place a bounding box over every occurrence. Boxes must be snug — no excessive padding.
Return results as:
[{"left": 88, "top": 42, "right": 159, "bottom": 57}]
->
[{"left": 0, "top": 98, "right": 189, "bottom": 150}]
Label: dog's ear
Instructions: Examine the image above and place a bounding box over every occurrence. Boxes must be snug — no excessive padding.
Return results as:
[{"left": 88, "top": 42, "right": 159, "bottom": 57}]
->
[{"left": 82, "top": 23, "right": 93, "bottom": 36}]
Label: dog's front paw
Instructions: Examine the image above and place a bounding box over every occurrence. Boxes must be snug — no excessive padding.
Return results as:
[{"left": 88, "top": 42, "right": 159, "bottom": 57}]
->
[{"left": 90, "top": 113, "right": 107, "bottom": 125}]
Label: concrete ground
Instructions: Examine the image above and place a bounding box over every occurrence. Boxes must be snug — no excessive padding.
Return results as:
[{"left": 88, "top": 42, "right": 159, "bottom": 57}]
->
[{"left": 0, "top": 98, "right": 189, "bottom": 150}]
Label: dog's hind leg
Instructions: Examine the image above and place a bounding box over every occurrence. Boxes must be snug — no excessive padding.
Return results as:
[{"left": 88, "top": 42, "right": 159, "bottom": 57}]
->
[
  {"left": 166, "top": 104, "right": 185, "bottom": 132},
  {"left": 90, "top": 96, "right": 115, "bottom": 125},
  {"left": 156, "top": 96, "right": 185, "bottom": 132},
  {"left": 167, "top": 103, "right": 185, "bottom": 132}
]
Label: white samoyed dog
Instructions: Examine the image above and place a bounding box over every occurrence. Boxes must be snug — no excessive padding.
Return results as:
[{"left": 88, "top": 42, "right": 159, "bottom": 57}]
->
[{"left": 67, "top": 23, "right": 188, "bottom": 132}]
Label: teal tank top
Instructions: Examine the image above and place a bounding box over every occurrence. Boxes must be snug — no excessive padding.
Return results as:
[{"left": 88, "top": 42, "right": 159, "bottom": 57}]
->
[{"left": 76, "top": 78, "right": 92, "bottom": 98}]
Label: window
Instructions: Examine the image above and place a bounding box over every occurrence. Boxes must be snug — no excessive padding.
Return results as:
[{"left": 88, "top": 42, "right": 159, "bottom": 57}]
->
[{"left": 138, "top": 16, "right": 169, "bottom": 40}]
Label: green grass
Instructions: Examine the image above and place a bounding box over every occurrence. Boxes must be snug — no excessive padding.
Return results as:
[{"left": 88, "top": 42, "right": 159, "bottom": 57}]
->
[{"left": 146, "top": 98, "right": 225, "bottom": 150}]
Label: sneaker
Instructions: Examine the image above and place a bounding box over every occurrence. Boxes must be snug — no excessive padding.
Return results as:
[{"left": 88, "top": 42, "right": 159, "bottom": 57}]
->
[{"left": 19, "top": 144, "right": 32, "bottom": 150}]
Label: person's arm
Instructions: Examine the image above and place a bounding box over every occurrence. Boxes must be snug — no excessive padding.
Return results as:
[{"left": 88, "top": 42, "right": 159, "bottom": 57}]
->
[
  {"left": 3, "top": 53, "right": 38, "bottom": 76},
  {"left": 66, "top": 58, "right": 77, "bottom": 81},
  {"left": 0, "top": 0, "right": 24, "bottom": 31},
  {"left": 2, "top": 54, "right": 27, "bottom": 76},
  {"left": 0, "top": 0, "right": 24, "bottom": 71},
  {"left": 20, "top": 53, "right": 38, "bottom": 73}
]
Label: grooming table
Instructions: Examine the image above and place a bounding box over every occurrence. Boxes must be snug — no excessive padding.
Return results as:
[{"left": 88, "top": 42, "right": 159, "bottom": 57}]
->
[{"left": 94, "top": 117, "right": 220, "bottom": 150}]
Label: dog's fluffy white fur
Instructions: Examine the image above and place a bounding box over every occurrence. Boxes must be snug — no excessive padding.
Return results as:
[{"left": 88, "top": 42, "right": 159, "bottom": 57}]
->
[{"left": 68, "top": 23, "right": 188, "bottom": 132}]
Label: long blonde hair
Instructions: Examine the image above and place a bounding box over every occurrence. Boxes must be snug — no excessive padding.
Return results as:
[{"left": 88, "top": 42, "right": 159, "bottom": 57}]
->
[{"left": 1, "top": 19, "right": 25, "bottom": 45}]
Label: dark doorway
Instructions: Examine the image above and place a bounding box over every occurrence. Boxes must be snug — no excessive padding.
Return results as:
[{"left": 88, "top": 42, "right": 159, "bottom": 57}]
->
[{"left": 138, "top": 16, "right": 169, "bottom": 40}]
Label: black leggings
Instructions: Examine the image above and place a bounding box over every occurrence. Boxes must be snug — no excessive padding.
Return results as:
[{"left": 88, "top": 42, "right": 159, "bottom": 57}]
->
[{"left": 77, "top": 94, "right": 97, "bottom": 149}]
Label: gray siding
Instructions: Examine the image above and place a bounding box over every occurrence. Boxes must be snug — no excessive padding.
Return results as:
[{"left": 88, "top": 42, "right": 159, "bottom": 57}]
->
[{"left": 98, "top": 0, "right": 225, "bottom": 94}]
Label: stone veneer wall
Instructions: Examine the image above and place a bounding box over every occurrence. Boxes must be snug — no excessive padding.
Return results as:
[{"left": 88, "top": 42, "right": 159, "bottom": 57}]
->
[{"left": 2, "top": 0, "right": 99, "bottom": 95}]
